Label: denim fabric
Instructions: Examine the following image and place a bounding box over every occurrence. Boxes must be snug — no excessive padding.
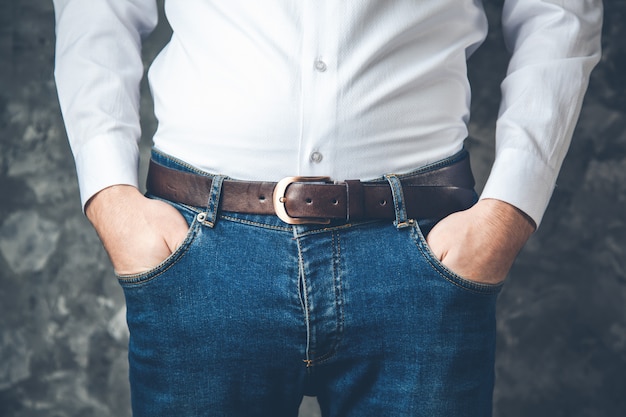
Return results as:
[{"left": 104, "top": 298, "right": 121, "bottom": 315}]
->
[{"left": 116, "top": 150, "right": 501, "bottom": 417}]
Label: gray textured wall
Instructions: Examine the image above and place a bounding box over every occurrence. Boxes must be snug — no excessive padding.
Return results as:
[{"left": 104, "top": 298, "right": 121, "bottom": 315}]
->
[{"left": 1, "top": 1, "right": 624, "bottom": 416}]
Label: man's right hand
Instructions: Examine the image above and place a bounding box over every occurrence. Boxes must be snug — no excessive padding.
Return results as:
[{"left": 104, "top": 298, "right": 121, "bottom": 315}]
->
[{"left": 85, "top": 185, "right": 190, "bottom": 276}]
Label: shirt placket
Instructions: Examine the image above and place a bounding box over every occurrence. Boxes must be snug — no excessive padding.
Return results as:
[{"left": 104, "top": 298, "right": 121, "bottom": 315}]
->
[{"left": 297, "top": 2, "right": 340, "bottom": 178}]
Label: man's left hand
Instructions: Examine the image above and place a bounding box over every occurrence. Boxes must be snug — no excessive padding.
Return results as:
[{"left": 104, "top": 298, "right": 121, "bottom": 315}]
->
[{"left": 425, "top": 198, "right": 536, "bottom": 285}]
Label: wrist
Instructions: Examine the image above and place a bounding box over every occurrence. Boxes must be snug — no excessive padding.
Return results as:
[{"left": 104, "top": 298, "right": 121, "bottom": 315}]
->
[
  {"left": 477, "top": 198, "right": 536, "bottom": 241},
  {"left": 85, "top": 185, "right": 143, "bottom": 228}
]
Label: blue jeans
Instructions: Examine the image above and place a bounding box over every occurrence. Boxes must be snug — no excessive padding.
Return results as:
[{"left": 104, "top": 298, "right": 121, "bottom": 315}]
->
[{"left": 117, "top": 150, "right": 501, "bottom": 417}]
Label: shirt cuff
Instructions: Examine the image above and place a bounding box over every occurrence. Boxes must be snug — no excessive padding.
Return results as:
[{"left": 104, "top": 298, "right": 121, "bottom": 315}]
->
[
  {"left": 479, "top": 147, "right": 558, "bottom": 228},
  {"left": 73, "top": 135, "right": 140, "bottom": 211}
]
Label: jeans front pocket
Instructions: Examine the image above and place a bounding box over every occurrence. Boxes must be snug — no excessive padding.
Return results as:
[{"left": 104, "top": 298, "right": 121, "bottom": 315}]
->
[
  {"left": 409, "top": 220, "right": 504, "bottom": 296},
  {"left": 116, "top": 201, "right": 205, "bottom": 288}
]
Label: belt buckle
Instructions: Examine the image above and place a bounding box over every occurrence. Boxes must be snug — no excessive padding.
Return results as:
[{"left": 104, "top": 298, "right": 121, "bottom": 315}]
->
[{"left": 273, "top": 176, "right": 332, "bottom": 225}]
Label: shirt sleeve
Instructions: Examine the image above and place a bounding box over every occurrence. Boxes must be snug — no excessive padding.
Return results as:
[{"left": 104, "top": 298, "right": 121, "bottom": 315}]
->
[
  {"left": 53, "top": 0, "right": 159, "bottom": 209},
  {"left": 479, "top": 0, "right": 603, "bottom": 227}
]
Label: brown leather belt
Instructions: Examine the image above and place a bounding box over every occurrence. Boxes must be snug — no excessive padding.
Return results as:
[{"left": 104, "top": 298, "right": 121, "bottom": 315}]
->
[{"left": 146, "top": 153, "right": 476, "bottom": 224}]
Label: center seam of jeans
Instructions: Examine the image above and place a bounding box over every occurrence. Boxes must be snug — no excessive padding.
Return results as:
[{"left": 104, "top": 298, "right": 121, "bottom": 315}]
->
[
  {"left": 294, "top": 227, "right": 314, "bottom": 369},
  {"left": 295, "top": 230, "right": 345, "bottom": 370}
]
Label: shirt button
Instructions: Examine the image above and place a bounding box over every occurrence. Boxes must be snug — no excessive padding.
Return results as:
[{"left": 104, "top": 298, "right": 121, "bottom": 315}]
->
[
  {"left": 314, "top": 59, "right": 327, "bottom": 72},
  {"left": 310, "top": 151, "right": 323, "bottom": 163}
]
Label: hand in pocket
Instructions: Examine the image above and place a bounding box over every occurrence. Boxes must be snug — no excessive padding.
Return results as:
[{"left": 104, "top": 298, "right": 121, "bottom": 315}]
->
[
  {"left": 426, "top": 199, "right": 535, "bottom": 285},
  {"left": 86, "top": 185, "right": 191, "bottom": 275}
]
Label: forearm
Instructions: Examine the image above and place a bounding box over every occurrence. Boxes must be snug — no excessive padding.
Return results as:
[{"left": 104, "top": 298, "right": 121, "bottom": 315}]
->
[
  {"left": 481, "top": 0, "right": 603, "bottom": 226},
  {"left": 53, "top": 0, "right": 159, "bottom": 209}
]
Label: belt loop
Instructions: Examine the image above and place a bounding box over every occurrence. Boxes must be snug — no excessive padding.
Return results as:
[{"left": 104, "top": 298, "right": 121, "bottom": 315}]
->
[
  {"left": 345, "top": 180, "right": 364, "bottom": 221},
  {"left": 204, "top": 175, "right": 226, "bottom": 227},
  {"left": 384, "top": 174, "right": 410, "bottom": 229}
]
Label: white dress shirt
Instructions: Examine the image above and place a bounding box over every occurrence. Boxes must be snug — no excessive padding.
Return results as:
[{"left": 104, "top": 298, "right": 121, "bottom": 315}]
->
[{"left": 53, "top": 0, "right": 602, "bottom": 226}]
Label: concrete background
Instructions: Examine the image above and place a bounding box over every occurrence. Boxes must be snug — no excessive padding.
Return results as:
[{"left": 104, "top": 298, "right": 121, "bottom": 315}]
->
[{"left": 0, "top": 0, "right": 624, "bottom": 416}]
